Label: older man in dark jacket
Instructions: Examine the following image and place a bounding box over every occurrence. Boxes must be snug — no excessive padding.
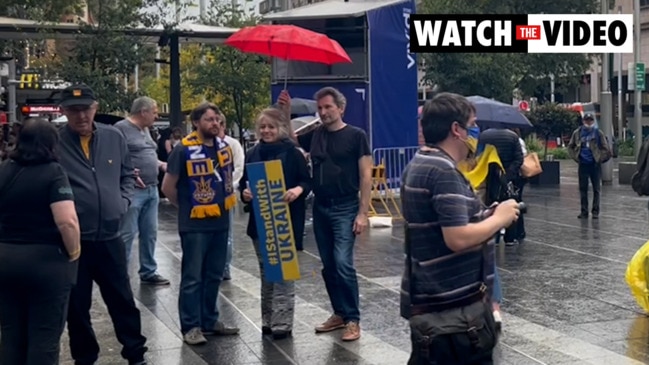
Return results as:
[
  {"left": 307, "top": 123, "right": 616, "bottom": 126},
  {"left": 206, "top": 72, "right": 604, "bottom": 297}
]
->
[{"left": 57, "top": 84, "right": 148, "bottom": 365}]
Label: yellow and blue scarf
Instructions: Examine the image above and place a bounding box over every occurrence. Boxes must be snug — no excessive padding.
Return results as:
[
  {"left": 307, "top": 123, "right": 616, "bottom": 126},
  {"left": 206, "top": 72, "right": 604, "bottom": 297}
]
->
[{"left": 182, "top": 131, "right": 237, "bottom": 219}]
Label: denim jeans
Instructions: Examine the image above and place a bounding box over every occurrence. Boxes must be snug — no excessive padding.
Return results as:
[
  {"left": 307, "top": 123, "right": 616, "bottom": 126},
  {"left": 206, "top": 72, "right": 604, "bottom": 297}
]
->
[
  {"left": 224, "top": 209, "right": 234, "bottom": 275},
  {"left": 492, "top": 263, "right": 503, "bottom": 304},
  {"left": 121, "top": 185, "right": 159, "bottom": 280},
  {"left": 178, "top": 230, "right": 229, "bottom": 333},
  {"left": 312, "top": 197, "right": 360, "bottom": 323}
]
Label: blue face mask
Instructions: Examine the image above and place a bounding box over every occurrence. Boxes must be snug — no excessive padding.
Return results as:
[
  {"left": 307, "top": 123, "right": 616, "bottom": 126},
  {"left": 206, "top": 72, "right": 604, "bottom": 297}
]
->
[
  {"left": 463, "top": 126, "right": 481, "bottom": 156},
  {"left": 468, "top": 126, "right": 480, "bottom": 139}
]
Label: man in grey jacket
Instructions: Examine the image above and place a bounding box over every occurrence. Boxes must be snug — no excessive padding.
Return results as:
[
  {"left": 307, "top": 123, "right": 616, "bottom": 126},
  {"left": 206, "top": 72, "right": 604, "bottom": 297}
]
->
[{"left": 57, "top": 84, "right": 148, "bottom": 365}]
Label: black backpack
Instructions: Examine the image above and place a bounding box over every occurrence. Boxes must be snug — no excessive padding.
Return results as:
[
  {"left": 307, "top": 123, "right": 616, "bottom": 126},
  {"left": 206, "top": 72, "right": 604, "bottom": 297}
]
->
[{"left": 631, "top": 138, "right": 649, "bottom": 196}]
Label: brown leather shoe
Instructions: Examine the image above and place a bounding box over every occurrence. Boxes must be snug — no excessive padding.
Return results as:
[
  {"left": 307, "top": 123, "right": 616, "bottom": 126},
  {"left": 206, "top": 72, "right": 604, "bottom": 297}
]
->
[
  {"left": 341, "top": 321, "right": 361, "bottom": 341},
  {"left": 315, "top": 314, "right": 345, "bottom": 333}
]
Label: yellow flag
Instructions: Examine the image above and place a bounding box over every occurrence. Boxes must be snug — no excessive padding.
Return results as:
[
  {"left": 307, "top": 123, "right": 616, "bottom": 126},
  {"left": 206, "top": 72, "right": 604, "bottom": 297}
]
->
[{"left": 457, "top": 145, "right": 504, "bottom": 190}]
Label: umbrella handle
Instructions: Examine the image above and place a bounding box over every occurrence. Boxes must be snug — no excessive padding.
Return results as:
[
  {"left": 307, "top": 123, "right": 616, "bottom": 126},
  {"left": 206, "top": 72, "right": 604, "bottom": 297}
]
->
[{"left": 283, "top": 59, "right": 290, "bottom": 90}]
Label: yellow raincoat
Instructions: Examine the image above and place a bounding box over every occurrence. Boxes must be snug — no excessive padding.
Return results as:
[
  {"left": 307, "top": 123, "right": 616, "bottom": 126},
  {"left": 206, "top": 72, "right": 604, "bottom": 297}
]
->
[{"left": 625, "top": 240, "right": 649, "bottom": 313}]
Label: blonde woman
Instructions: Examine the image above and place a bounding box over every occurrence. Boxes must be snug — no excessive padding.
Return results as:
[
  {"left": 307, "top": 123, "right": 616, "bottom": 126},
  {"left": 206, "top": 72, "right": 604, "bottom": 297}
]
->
[{"left": 239, "top": 108, "right": 311, "bottom": 339}]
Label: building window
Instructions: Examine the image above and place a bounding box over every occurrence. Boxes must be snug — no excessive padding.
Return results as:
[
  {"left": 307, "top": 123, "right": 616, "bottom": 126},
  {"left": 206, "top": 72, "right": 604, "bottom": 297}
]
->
[{"left": 642, "top": 0, "right": 649, "bottom": 8}]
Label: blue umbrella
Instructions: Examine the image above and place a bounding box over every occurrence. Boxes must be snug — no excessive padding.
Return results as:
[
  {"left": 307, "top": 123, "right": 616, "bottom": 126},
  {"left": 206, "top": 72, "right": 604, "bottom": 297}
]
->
[{"left": 466, "top": 95, "right": 533, "bottom": 129}]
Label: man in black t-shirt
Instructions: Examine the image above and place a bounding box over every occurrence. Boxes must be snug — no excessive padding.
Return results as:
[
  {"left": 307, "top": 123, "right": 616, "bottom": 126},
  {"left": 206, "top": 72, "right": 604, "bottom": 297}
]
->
[{"left": 282, "top": 87, "right": 372, "bottom": 342}]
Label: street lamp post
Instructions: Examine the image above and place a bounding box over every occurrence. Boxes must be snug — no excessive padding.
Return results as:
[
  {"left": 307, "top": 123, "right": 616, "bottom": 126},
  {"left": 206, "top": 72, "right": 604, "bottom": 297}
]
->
[
  {"left": 634, "top": 0, "right": 643, "bottom": 157},
  {"left": 600, "top": 0, "right": 614, "bottom": 184}
]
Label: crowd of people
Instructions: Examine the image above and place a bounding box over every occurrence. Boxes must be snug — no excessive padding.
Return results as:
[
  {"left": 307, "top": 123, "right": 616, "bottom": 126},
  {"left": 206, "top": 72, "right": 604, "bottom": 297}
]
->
[
  {"left": 0, "top": 83, "right": 372, "bottom": 364},
  {"left": 0, "top": 83, "right": 612, "bottom": 365}
]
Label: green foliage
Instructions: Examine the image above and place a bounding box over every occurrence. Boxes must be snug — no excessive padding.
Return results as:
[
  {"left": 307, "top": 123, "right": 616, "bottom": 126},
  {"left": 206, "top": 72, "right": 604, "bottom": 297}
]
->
[
  {"left": 618, "top": 138, "right": 634, "bottom": 157},
  {"left": 418, "top": 0, "right": 599, "bottom": 100},
  {"left": 525, "top": 135, "right": 544, "bottom": 153},
  {"left": 191, "top": 1, "right": 270, "bottom": 132},
  {"left": 0, "top": 0, "right": 85, "bottom": 62},
  {"left": 49, "top": 1, "right": 157, "bottom": 112},
  {"left": 545, "top": 147, "right": 570, "bottom": 160},
  {"left": 525, "top": 103, "right": 579, "bottom": 139},
  {"left": 0, "top": 0, "right": 83, "bottom": 22}
]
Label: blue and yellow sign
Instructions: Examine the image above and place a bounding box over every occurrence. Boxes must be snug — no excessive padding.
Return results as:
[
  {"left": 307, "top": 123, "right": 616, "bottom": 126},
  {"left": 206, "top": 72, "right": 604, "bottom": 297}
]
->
[{"left": 246, "top": 160, "right": 300, "bottom": 282}]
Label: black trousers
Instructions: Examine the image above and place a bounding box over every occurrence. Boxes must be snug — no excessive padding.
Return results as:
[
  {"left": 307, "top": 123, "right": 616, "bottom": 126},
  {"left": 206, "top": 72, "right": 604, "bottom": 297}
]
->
[
  {"left": 504, "top": 177, "right": 527, "bottom": 242},
  {"left": 0, "top": 243, "right": 77, "bottom": 365},
  {"left": 578, "top": 163, "right": 601, "bottom": 215},
  {"left": 66, "top": 238, "right": 147, "bottom": 364}
]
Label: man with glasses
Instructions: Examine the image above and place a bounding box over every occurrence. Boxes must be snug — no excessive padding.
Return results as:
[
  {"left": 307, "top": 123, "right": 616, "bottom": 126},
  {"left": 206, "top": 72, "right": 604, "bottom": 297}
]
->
[
  {"left": 115, "top": 97, "right": 170, "bottom": 285},
  {"left": 58, "top": 84, "right": 149, "bottom": 365},
  {"left": 162, "top": 102, "right": 240, "bottom": 345}
]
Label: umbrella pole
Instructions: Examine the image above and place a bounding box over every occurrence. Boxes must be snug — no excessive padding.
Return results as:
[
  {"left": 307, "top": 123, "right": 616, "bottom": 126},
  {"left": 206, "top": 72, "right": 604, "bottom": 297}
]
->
[{"left": 283, "top": 60, "right": 290, "bottom": 90}]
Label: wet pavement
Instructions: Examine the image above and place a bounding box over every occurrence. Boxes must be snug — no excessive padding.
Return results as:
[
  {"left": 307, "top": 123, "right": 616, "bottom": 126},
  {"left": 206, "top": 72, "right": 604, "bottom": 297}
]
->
[{"left": 56, "top": 160, "right": 649, "bottom": 365}]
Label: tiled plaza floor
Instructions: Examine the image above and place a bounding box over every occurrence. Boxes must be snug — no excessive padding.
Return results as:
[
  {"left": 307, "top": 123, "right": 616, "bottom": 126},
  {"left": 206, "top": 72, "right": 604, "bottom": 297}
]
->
[{"left": 56, "top": 160, "right": 649, "bottom": 364}]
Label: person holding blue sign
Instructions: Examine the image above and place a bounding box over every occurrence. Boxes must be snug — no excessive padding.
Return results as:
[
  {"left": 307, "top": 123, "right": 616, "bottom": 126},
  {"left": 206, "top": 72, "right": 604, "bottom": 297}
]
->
[
  {"left": 240, "top": 108, "right": 311, "bottom": 340},
  {"left": 286, "top": 87, "right": 372, "bottom": 342},
  {"left": 161, "top": 103, "right": 240, "bottom": 346}
]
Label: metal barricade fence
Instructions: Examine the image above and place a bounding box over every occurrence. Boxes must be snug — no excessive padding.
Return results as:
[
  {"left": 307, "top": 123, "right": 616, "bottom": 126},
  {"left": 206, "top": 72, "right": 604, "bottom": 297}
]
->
[{"left": 372, "top": 146, "right": 419, "bottom": 194}]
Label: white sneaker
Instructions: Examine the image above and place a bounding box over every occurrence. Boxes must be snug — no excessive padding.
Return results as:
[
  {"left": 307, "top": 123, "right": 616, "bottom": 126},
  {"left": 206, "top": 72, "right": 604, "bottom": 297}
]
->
[
  {"left": 183, "top": 327, "right": 207, "bottom": 345},
  {"left": 493, "top": 310, "right": 502, "bottom": 332}
]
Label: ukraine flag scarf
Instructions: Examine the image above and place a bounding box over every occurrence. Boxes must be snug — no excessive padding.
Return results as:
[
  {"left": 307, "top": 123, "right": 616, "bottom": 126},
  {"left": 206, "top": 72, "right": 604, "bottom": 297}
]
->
[{"left": 182, "top": 131, "right": 237, "bottom": 218}]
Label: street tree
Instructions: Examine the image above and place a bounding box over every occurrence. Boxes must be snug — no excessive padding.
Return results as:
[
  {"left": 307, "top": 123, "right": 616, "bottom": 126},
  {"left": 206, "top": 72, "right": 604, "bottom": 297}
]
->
[
  {"left": 418, "top": 0, "right": 599, "bottom": 102},
  {"left": 0, "top": 0, "right": 85, "bottom": 64},
  {"left": 49, "top": 0, "right": 160, "bottom": 112},
  {"left": 141, "top": 44, "right": 223, "bottom": 113},
  {"left": 192, "top": 2, "right": 271, "bottom": 139}
]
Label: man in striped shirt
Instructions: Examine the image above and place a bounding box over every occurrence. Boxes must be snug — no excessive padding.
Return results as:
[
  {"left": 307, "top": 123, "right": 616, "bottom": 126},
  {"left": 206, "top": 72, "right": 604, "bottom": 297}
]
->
[{"left": 401, "top": 92, "right": 519, "bottom": 365}]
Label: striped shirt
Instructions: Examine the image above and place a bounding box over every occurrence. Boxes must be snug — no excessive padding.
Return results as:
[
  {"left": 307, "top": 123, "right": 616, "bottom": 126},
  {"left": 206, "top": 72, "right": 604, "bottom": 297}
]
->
[{"left": 400, "top": 148, "right": 493, "bottom": 318}]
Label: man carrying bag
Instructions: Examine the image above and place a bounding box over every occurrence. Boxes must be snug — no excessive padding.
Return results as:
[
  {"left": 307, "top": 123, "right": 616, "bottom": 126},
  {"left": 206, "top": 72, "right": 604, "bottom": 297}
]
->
[{"left": 400, "top": 93, "right": 520, "bottom": 365}]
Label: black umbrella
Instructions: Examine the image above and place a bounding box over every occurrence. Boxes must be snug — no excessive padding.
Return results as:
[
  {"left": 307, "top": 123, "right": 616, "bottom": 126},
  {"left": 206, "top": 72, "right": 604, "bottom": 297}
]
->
[{"left": 467, "top": 96, "right": 533, "bottom": 128}]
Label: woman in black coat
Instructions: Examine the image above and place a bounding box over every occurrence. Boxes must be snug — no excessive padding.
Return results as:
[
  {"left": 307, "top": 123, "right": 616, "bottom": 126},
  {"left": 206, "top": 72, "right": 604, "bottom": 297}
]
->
[{"left": 239, "top": 108, "right": 311, "bottom": 340}]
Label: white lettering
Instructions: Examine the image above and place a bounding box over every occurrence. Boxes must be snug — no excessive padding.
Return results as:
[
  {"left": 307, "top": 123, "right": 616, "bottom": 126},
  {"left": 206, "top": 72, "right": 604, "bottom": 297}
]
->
[
  {"left": 460, "top": 20, "right": 476, "bottom": 46},
  {"left": 403, "top": 9, "right": 415, "bottom": 69},
  {"left": 493, "top": 20, "right": 511, "bottom": 46},
  {"left": 414, "top": 20, "right": 512, "bottom": 47},
  {"left": 442, "top": 22, "right": 462, "bottom": 46},
  {"left": 414, "top": 20, "right": 443, "bottom": 47},
  {"left": 188, "top": 146, "right": 206, "bottom": 160},
  {"left": 527, "top": 14, "right": 633, "bottom": 53},
  {"left": 476, "top": 21, "right": 490, "bottom": 46}
]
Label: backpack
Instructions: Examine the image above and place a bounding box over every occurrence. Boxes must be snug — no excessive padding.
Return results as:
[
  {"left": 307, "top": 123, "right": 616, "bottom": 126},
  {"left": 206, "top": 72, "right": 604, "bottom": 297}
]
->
[
  {"left": 596, "top": 130, "right": 612, "bottom": 164},
  {"left": 631, "top": 138, "right": 649, "bottom": 196}
]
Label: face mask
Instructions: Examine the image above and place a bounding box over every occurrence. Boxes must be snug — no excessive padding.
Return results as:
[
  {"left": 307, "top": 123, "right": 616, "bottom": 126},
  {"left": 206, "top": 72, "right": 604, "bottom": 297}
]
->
[
  {"left": 462, "top": 126, "right": 480, "bottom": 157},
  {"left": 583, "top": 123, "right": 594, "bottom": 130}
]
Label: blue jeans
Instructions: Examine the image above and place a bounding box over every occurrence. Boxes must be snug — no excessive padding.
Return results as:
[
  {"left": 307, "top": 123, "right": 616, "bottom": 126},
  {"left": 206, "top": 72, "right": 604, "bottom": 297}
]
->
[
  {"left": 121, "top": 185, "right": 159, "bottom": 280},
  {"left": 178, "top": 230, "right": 228, "bottom": 333},
  {"left": 312, "top": 197, "right": 360, "bottom": 323},
  {"left": 224, "top": 209, "right": 234, "bottom": 274},
  {"left": 492, "top": 261, "right": 503, "bottom": 304}
]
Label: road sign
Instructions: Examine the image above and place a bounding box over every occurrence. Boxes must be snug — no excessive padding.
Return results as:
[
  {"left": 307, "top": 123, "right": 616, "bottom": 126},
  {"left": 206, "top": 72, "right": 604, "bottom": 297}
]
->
[
  {"left": 637, "top": 62, "right": 645, "bottom": 91},
  {"left": 518, "top": 100, "right": 529, "bottom": 111}
]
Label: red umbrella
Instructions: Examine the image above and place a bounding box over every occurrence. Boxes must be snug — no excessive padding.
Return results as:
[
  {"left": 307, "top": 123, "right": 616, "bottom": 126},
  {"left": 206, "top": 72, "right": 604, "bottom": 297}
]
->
[{"left": 225, "top": 24, "right": 352, "bottom": 66}]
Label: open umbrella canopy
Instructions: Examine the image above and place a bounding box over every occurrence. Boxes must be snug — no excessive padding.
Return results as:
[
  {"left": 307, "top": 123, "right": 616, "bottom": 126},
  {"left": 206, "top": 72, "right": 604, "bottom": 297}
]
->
[
  {"left": 467, "top": 95, "right": 533, "bottom": 129},
  {"left": 225, "top": 24, "right": 351, "bottom": 65},
  {"left": 291, "top": 115, "right": 319, "bottom": 132},
  {"left": 272, "top": 97, "right": 317, "bottom": 116}
]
